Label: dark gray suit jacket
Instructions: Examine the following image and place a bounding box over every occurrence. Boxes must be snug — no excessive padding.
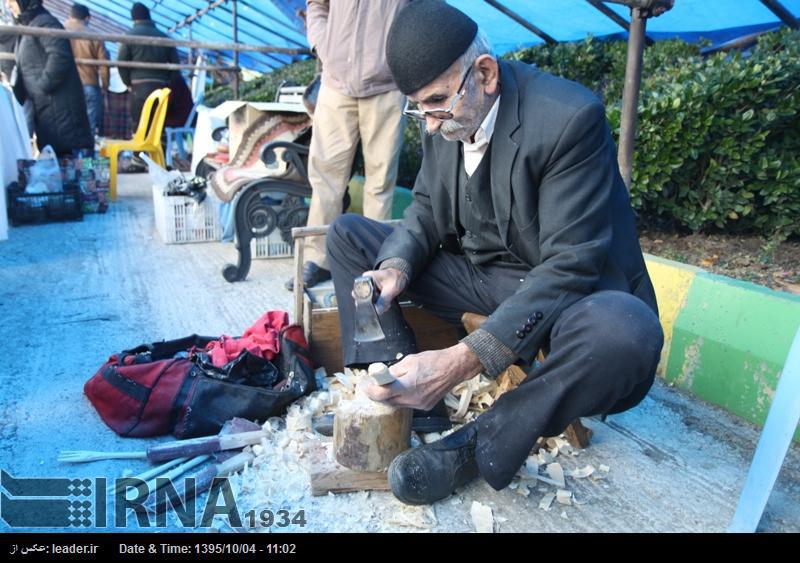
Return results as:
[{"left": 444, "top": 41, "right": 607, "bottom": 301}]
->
[{"left": 376, "top": 60, "right": 657, "bottom": 362}]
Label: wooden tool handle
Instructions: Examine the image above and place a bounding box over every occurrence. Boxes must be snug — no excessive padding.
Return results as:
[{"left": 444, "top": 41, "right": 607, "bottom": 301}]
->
[{"left": 146, "top": 430, "right": 265, "bottom": 463}]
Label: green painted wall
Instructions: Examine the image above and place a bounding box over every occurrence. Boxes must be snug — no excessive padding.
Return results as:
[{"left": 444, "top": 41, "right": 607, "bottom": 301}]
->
[{"left": 665, "top": 273, "right": 800, "bottom": 440}]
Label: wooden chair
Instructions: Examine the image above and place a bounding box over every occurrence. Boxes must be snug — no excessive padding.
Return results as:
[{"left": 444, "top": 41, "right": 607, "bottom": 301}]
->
[{"left": 100, "top": 87, "right": 171, "bottom": 200}]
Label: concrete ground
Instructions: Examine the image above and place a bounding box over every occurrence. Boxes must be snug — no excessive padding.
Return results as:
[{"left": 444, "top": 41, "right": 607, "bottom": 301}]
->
[{"left": 0, "top": 174, "right": 798, "bottom": 533}]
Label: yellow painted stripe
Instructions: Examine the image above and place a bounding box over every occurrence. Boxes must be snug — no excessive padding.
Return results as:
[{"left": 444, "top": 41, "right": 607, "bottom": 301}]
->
[{"left": 645, "top": 255, "right": 699, "bottom": 375}]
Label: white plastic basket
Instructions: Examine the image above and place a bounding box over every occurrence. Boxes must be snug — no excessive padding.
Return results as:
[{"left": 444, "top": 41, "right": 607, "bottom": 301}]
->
[
  {"left": 153, "top": 185, "right": 221, "bottom": 244},
  {"left": 250, "top": 228, "right": 293, "bottom": 259}
]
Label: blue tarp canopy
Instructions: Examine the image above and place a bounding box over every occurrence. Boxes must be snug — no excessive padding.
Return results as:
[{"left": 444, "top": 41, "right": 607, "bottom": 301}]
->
[{"left": 36, "top": 0, "right": 800, "bottom": 73}]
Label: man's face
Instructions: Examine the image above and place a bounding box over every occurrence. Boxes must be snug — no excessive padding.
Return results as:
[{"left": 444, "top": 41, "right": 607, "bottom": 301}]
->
[
  {"left": 6, "top": 0, "right": 20, "bottom": 18},
  {"left": 409, "top": 57, "right": 494, "bottom": 143}
]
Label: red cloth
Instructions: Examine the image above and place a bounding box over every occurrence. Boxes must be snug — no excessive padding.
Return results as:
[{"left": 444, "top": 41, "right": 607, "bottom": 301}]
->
[{"left": 205, "top": 311, "right": 289, "bottom": 368}]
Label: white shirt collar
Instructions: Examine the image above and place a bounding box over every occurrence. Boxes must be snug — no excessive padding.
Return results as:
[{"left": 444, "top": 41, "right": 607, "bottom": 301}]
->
[
  {"left": 461, "top": 96, "right": 500, "bottom": 177},
  {"left": 464, "top": 95, "right": 501, "bottom": 149}
]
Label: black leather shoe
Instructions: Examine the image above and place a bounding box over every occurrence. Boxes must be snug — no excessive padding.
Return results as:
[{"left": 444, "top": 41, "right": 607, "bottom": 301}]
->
[
  {"left": 388, "top": 422, "right": 479, "bottom": 505},
  {"left": 412, "top": 400, "right": 452, "bottom": 433},
  {"left": 284, "top": 261, "right": 331, "bottom": 291}
]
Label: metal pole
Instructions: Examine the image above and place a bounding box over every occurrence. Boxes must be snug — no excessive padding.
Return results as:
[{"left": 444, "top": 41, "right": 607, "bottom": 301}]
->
[
  {"left": 617, "top": 8, "right": 647, "bottom": 192},
  {"left": 0, "top": 51, "right": 238, "bottom": 72},
  {"left": 701, "top": 27, "right": 781, "bottom": 56},
  {"left": 728, "top": 326, "right": 800, "bottom": 533},
  {"left": 586, "top": 0, "right": 654, "bottom": 46},
  {"left": 759, "top": 0, "right": 799, "bottom": 29},
  {"left": 482, "top": 0, "right": 557, "bottom": 45},
  {"left": 188, "top": 24, "right": 193, "bottom": 66},
  {"left": 0, "top": 24, "right": 311, "bottom": 56},
  {"left": 232, "top": 0, "right": 240, "bottom": 99}
]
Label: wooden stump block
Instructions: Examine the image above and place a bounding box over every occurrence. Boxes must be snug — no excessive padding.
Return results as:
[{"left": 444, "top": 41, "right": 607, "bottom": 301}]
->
[{"left": 333, "top": 376, "right": 412, "bottom": 472}]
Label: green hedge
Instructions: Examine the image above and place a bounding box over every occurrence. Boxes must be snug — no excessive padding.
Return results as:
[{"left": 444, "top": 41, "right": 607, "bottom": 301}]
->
[
  {"left": 609, "top": 30, "right": 800, "bottom": 237},
  {"left": 204, "top": 59, "right": 318, "bottom": 107},
  {"left": 206, "top": 30, "right": 800, "bottom": 237},
  {"left": 509, "top": 31, "right": 799, "bottom": 238}
]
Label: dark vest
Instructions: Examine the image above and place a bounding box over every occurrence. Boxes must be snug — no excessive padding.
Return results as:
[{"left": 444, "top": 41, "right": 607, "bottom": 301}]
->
[{"left": 456, "top": 148, "right": 524, "bottom": 268}]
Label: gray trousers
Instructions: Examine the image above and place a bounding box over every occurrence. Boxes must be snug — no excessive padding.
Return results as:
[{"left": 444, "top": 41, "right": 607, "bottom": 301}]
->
[{"left": 327, "top": 214, "right": 664, "bottom": 488}]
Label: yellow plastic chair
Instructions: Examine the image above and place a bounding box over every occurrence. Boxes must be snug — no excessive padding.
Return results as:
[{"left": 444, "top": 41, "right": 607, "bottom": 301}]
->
[{"left": 101, "top": 87, "right": 171, "bottom": 200}]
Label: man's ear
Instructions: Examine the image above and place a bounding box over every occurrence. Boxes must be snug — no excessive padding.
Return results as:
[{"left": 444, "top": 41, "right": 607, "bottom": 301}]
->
[{"left": 475, "top": 54, "right": 499, "bottom": 96}]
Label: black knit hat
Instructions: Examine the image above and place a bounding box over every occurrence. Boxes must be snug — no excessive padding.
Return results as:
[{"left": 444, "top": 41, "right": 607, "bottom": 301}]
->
[
  {"left": 386, "top": 0, "right": 478, "bottom": 95},
  {"left": 71, "top": 3, "right": 90, "bottom": 20},
  {"left": 131, "top": 2, "right": 151, "bottom": 21}
]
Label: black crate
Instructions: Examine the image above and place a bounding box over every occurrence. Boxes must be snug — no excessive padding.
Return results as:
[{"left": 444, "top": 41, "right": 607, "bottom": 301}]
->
[{"left": 6, "top": 182, "right": 84, "bottom": 226}]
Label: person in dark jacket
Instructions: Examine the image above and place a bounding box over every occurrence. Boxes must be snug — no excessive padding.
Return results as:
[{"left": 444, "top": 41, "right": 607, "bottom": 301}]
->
[
  {"left": 326, "top": 1, "right": 664, "bottom": 505},
  {"left": 6, "top": 0, "right": 93, "bottom": 156},
  {"left": 117, "top": 2, "right": 179, "bottom": 127},
  {"left": 0, "top": 32, "right": 15, "bottom": 81},
  {"left": 1, "top": 6, "right": 15, "bottom": 80}
]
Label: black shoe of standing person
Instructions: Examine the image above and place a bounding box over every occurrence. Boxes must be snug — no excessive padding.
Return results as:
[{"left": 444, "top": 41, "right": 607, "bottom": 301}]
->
[
  {"left": 388, "top": 421, "right": 479, "bottom": 505},
  {"left": 284, "top": 261, "right": 331, "bottom": 291}
]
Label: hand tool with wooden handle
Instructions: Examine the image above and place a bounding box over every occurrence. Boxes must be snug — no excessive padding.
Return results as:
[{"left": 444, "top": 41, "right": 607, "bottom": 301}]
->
[{"left": 58, "top": 430, "right": 266, "bottom": 463}]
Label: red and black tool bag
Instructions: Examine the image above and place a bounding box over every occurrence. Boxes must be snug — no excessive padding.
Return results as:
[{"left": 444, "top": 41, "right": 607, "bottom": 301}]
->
[{"left": 84, "top": 326, "right": 315, "bottom": 439}]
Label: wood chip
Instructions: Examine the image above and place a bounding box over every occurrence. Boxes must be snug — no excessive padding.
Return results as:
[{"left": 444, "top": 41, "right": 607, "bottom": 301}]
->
[
  {"left": 538, "top": 493, "right": 555, "bottom": 511},
  {"left": 470, "top": 501, "right": 494, "bottom": 533},
  {"left": 538, "top": 449, "right": 555, "bottom": 464},
  {"left": 386, "top": 505, "right": 437, "bottom": 529},
  {"left": 475, "top": 392, "right": 495, "bottom": 408},
  {"left": 546, "top": 462, "right": 566, "bottom": 489},
  {"left": 444, "top": 394, "right": 461, "bottom": 411},
  {"left": 556, "top": 489, "right": 572, "bottom": 505},
  {"left": 566, "top": 465, "right": 595, "bottom": 479},
  {"left": 516, "top": 484, "right": 530, "bottom": 497},
  {"left": 454, "top": 388, "right": 473, "bottom": 419}
]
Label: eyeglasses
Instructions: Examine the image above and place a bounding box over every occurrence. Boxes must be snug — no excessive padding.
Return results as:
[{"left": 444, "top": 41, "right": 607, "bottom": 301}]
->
[{"left": 403, "top": 63, "right": 473, "bottom": 122}]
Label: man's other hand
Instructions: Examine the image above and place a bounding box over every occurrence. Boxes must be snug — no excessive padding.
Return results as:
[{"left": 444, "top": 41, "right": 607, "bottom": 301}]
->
[{"left": 364, "top": 343, "right": 484, "bottom": 410}]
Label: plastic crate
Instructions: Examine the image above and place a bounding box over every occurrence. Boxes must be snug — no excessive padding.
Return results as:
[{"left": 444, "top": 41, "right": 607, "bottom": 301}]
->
[
  {"left": 153, "top": 185, "right": 221, "bottom": 244},
  {"left": 7, "top": 183, "right": 84, "bottom": 226},
  {"left": 250, "top": 228, "right": 293, "bottom": 259}
]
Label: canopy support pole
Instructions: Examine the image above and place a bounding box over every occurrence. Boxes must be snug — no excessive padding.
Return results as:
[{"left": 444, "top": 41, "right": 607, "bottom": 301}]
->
[
  {"left": 617, "top": 8, "right": 646, "bottom": 192},
  {"left": 759, "top": 0, "right": 799, "bottom": 29},
  {"left": 232, "top": 0, "right": 240, "bottom": 99},
  {"left": 586, "top": 0, "right": 654, "bottom": 45},
  {"left": 482, "top": 0, "right": 557, "bottom": 44}
]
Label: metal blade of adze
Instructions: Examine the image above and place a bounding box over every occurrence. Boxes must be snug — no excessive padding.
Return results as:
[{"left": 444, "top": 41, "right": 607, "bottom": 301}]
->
[{"left": 353, "top": 276, "right": 386, "bottom": 342}]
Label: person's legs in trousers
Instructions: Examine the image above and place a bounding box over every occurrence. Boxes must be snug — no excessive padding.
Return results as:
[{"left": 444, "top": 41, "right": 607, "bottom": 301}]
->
[
  {"left": 389, "top": 290, "right": 663, "bottom": 504},
  {"left": 471, "top": 291, "right": 663, "bottom": 489},
  {"left": 290, "top": 85, "right": 361, "bottom": 290},
  {"left": 83, "top": 85, "right": 103, "bottom": 137},
  {"left": 325, "top": 214, "right": 519, "bottom": 366},
  {"left": 357, "top": 89, "right": 405, "bottom": 221}
]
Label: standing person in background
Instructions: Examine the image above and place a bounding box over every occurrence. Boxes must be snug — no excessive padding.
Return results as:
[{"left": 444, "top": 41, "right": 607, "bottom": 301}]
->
[
  {"left": 6, "top": 0, "right": 93, "bottom": 156},
  {"left": 65, "top": 3, "right": 109, "bottom": 138},
  {"left": 0, "top": 3, "right": 15, "bottom": 81},
  {"left": 0, "top": 31, "right": 15, "bottom": 82},
  {"left": 117, "top": 2, "right": 178, "bottom": 126},
  {"left": 285, "top": 0, "right": 410, "bottom": 291}
]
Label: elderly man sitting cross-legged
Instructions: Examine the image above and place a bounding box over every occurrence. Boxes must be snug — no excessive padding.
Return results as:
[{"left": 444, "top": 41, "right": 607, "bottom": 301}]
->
[{"left": 325, "top": 0, "right": 664, "bottom": 505}]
